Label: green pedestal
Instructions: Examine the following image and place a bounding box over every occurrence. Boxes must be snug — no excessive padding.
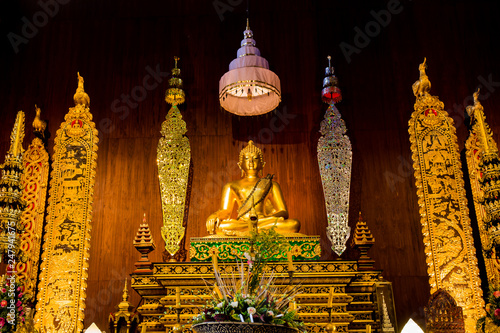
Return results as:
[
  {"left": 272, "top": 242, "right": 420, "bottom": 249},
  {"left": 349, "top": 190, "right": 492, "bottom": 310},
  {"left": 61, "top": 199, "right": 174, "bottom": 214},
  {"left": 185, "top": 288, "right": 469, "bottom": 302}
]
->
[{"left": 189, "top": 235, "right": 321, "bottom": 262}]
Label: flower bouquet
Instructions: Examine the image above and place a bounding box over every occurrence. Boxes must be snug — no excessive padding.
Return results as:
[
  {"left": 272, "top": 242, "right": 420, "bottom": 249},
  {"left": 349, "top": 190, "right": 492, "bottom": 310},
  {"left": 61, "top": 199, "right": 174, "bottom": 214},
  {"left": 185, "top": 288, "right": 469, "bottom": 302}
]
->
[
  {"left": 191, "top": 228, "right": 303, "bottom": 331},
  {"left": 477, "top": 285, "right": 500, "bottom": 332}
]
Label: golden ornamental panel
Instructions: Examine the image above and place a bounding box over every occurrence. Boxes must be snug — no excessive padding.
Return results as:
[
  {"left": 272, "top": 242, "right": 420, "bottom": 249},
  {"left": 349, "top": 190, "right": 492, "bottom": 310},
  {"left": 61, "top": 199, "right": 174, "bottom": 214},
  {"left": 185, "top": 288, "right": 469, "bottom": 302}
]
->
[
  {"left": 17, "top": 132, "right": 50, "bottom": 300},
  {"left": 408, "top": 59, "right": 484, "bottom": 332},
  {"left": 465, "top": 91, "right": 500, "bottom": 285},
  {"left": 34, "top": 74, "right": 98, "bottom": 333},
  {"left": 158, "top": 105, "right": 190, "bottom": 259}
]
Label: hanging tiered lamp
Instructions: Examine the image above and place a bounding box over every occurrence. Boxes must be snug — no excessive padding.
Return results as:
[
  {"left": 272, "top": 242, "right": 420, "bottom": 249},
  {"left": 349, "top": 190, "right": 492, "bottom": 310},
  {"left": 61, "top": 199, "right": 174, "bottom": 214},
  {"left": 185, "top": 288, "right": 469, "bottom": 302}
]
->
[{"left": 219, "top": 19, "right": 281, "bottom": 116}]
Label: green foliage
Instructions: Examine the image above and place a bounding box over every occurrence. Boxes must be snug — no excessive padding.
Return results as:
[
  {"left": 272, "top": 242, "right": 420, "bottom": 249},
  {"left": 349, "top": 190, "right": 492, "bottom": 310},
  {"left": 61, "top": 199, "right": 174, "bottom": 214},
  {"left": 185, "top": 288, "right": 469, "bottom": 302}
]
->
[{"left": 477, "top": 284, "right": 500, "bottom": 330}]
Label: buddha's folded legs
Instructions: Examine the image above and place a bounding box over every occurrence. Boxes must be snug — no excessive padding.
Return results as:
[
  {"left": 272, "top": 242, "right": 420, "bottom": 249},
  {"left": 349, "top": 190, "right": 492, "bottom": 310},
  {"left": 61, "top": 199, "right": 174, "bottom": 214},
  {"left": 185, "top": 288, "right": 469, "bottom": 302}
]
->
[{"left": 216, "top": 217, "right": 301, "bottom": 236}]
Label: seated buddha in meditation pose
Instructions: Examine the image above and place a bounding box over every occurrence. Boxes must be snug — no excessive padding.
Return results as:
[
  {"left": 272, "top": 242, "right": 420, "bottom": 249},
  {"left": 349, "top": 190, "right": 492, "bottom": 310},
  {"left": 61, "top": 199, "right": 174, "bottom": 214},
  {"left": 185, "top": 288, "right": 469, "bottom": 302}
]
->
[{"left": 206, "top": 141, "right": 301, "bottom": 237}]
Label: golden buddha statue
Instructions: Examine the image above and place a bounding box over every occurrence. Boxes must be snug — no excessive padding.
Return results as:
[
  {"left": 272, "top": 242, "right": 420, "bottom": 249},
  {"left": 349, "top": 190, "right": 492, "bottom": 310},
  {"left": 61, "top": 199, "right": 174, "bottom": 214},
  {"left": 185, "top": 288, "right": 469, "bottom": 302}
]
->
[{"left": 206, "top": 141, "right": 301, "bottom": 237}]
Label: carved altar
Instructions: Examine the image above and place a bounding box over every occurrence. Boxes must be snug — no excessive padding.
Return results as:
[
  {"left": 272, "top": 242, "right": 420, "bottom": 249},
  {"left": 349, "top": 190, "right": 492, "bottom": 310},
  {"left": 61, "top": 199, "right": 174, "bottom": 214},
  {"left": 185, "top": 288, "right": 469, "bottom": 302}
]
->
[{"left": 131, "top": 260, "right": 392, "bottom": 333}]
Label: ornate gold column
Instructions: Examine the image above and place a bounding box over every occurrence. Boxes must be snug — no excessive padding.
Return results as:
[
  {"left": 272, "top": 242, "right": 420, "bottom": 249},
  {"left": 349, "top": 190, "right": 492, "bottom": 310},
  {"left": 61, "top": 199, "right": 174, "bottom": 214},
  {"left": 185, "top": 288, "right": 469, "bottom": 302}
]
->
[
  {"left": 0, "top": 111, "right": 26, "bottom": 263},
  {"left": 465, "top": 89, "right": 500, "bottom": 284},
  {"left": 158, "top": 57, "right": 191, "bottom": 261},
  {"left": 34, "top": 73, "right": 99, "bottom": 332},
  {"left": 408, "top": 58, "right": 484, "bottom": 332},
  {"left": 16, "top": 105, "right": 50, "bottom": 300},
  {"left": 0, "top": 110, "right": 26, "bottom": 256}
]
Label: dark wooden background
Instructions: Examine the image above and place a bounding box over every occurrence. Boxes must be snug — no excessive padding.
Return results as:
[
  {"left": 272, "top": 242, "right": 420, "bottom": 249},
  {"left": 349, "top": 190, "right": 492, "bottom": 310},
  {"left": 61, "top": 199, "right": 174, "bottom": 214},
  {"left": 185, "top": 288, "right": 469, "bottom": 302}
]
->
[{"left": 1, "top": 0, "right": 500, "bottom": 330}]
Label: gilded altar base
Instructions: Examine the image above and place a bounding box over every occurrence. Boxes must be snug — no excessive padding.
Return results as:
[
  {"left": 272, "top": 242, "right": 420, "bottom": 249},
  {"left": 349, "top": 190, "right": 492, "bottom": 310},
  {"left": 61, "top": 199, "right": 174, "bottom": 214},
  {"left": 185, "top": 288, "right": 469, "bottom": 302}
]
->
[
  {"left": 189, "top": 235, "right": 321, "bottom": 262},
  {"left": 132, "top": 261, "right": 392, "bottom": 333}
]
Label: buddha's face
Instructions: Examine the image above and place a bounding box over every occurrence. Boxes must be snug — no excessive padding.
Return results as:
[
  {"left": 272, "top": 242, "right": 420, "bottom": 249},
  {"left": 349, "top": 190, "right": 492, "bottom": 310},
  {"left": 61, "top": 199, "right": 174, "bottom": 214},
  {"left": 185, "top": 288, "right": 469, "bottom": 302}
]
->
[{"left": 240, "top": 152, "right": 263, "bottom": 175}]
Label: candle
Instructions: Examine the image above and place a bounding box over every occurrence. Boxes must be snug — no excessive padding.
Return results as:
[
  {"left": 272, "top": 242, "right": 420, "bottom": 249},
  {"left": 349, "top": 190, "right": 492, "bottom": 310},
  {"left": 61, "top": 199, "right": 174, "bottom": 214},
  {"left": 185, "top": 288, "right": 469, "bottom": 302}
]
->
[
  {"left": 287, "top": 252, "right": 294, "bottom": 271},
  {"left": 176, "top": 287, "right": 181, "bottom": 308},
  {"left": 212, "top": 253, "right": 219, "bottom": 272},
  {"left": 327, "top": 287, "right": 334, "bottom": 308},
  {"left": 214, "top": 285, "right": 223, "bottom": 299}
]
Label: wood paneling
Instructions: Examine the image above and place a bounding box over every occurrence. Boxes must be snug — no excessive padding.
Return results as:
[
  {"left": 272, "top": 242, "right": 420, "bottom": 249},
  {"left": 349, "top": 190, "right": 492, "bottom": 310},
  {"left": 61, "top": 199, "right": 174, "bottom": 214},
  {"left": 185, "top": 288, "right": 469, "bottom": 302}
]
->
[{"left": 1, "top": 0, "right": 500, "bottom": 330}]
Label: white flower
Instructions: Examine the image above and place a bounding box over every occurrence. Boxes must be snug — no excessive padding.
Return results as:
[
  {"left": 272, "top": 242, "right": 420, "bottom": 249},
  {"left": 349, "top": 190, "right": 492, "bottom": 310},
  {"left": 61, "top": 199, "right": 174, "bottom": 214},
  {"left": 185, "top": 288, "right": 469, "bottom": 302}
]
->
[
  {"left": 243, "top": 252, "right": 251, "bottom": 260},
  {"left": 217, "top": 302, "right": 224, "bottom": 308},
  {"left": 245, "top": 298, "right": 252, "bottom": 305},
  {"left": 267, "top": 310, "right": 274, "bottom": 317},
  {"left": 231, "top": 301, "right": 238, "bottom": 308},
  {"left": 247, "top": 307, "right": 256, "bottom": 315}
]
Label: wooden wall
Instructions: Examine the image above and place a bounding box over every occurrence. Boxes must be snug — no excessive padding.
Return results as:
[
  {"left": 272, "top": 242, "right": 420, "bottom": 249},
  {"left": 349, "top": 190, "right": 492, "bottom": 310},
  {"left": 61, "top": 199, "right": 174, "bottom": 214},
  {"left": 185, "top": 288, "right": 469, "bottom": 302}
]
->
[{"left": 1, "top": 0, "right": 500, "bottom": 330}]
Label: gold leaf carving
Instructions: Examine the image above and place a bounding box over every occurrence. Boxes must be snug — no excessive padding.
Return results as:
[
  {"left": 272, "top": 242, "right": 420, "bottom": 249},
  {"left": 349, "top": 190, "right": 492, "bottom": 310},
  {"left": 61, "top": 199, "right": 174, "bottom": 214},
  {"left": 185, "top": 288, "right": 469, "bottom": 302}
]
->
[
  {"left": 34, "top": 75, "right": 98, "bottom": 333},
  {"left": 408, "top": 59, "right": 484, "bottom": 332}
]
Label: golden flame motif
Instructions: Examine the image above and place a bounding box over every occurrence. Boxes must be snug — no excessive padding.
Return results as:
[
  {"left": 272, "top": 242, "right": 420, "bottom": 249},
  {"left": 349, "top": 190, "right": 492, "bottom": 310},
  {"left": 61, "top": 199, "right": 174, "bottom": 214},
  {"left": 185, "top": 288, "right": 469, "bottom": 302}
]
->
[
  {"left": 35, "top": 73, "right": 98, "bottom": 332},
  {"left": 408, "top": 59, "right": 484, "bottom": 332}
]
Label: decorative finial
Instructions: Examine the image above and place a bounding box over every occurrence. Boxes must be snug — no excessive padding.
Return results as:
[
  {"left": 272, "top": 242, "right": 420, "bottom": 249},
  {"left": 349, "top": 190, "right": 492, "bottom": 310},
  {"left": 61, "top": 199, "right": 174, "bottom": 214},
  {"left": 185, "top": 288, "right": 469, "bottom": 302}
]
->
[
  {"left": 122, "top": 279, "right": 129, "bottom": 302},
  {"left": 467, "top": 88, "right": 484, "bottom": 118},
  {"left": 73, "top": 72, "right": 90, "bottom": 107},
  {"left": 133, "top": 217, "right": 156, "bottom": 273},
  {"left": 412, "top": 57, "right": 431, "bottom": 97},
  {"left": 351, "top": 212, "right": 376, "bottom": 270},
  {"left": 32, "top": 105, "right": 47, "bottom": 138},
  {"left": 143, "top": 213, "right": 147, "bottom": 223},
  {"left": 165, "top": 57, "right": 185, "bottom": 106},
  {"left": 322, "top": 56, "right": 341, "bottom": 104},
  {"left": 473, "top": 88, "right": 482, "bottom": 109},
  {"left": 244, "top": 18, "right": 253, "bottom": 39},
  {"left": 9, "top": 111, "right": 25, "bottom": 157}
]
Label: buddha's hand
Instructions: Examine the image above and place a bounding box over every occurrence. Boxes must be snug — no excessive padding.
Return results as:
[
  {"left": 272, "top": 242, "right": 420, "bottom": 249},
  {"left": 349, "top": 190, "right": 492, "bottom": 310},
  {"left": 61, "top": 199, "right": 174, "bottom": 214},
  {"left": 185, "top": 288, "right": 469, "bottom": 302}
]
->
[{"left": 206, "top": 213, "right": 220, "bottom": 234}]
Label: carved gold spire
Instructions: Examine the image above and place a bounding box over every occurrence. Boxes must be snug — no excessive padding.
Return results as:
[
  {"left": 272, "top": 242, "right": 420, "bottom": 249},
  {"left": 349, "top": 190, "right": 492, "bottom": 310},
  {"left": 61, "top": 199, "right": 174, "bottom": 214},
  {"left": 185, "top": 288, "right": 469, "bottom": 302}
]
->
[
  {"left": 118, "top": 279, "right": 132, "bottom": 312},
  {"left": 0, "top": 111, "right": 26, "bottom": 261},
  {"left": 465, "top": 88, "right": 500, "bottom": 285},
  {"left": 164, "top": 57, "right": 185, "bottom": 106},
  {"left": 351, "top": 212, "right": 375, "bottom": 270},
  {"left": 158, "top": 57, "right": 191, "bottom": 261},
  {"left": 35, "top": 74, "right": 98, "bottom": 332},
  {"left": 8, "top": 110, "right": 25, "bottom": 158},
  {"left": 133, "top": 214, "right": 156, "bottom": 273},
  {"left": 409, "top": 59, "right": 484, "bottom": 332},
  {"left": 108, "top": 279, "right": 139, "bottom": 333}
]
